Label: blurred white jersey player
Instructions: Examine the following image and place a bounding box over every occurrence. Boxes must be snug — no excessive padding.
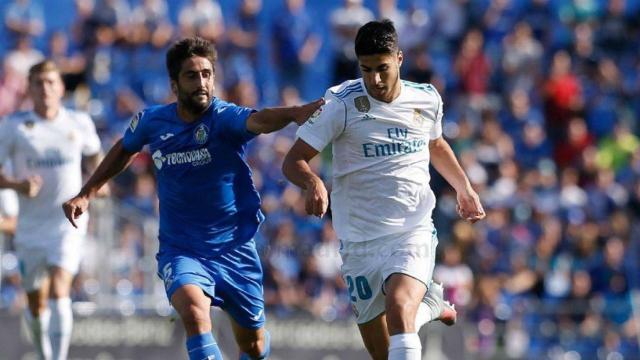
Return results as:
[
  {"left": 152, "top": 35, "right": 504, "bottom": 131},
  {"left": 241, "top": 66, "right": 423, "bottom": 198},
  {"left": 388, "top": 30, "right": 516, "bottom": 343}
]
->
[
  {"left": 0, "top": 60, "right": 103, "bottom": 360},
  {"left": 283, "top": 20, "right": 485, "bottom": 360}
]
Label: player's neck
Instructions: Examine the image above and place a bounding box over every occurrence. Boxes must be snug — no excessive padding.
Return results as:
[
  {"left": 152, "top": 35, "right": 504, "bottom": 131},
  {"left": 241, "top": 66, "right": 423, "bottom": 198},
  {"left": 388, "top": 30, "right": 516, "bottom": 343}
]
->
[
  {"left": 34, "top": 106, "right": 60, "bottom": 120},
  {"left": 176, "top": 104, "right": 205, "bottom": 124}
]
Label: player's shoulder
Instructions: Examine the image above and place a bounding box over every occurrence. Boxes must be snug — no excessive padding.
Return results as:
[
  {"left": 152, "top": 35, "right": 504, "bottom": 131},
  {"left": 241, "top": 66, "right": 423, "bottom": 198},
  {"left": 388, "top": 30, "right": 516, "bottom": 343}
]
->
[
  {"left": 402, "top": 80, "right": 441, "bottom": 101},
  {"left": 1, "top": 111, "right": 32, "bottom": 132},
  {"left": 62, "top": 107, "right": 94, "bottom": 125},
  {"left": 328, "top": 79, "right": 365, "bottom": 101}
]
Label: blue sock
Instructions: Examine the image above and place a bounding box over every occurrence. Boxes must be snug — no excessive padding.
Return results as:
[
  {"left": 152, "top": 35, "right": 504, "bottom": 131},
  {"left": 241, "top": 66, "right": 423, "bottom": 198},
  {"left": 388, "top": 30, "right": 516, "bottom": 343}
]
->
[
  {"left": 239, "top": 330, "right": 271, "bottom": 360},
  {"left": 186, "top": 332, "right": 223, "bottom": 360}
]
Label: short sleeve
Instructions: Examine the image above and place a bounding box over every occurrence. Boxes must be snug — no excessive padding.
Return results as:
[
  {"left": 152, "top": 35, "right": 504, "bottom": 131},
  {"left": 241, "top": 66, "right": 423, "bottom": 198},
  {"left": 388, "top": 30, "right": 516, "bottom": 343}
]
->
[
  {"left": 78, "top": 113, "right": 102, "bottom": 156},
  {"left": 122, "top": 110, "right": 148, "bottom": 152},
  {"left": 296, "top": 90, "right": 345, "bottom": 152},
  {"left": 0, "top": 119, "right": 14, "bottom": 165},
  {"left": 430, "top": 89, "right": 443, "bottom": 140},
  {"left": 216, "top": 102, "right": 256, "bottom": 145},
  {"left": 0, "top": 189, "right": 18, "bottom": 217}
]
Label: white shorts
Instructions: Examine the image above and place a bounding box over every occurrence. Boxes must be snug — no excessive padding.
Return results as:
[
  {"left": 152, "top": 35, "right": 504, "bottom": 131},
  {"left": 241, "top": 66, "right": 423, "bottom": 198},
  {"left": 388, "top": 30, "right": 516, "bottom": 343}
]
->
[
  {"left": 16, "top": 234, "right": 84, "bottom": 292},
  {"left": 339, "top": 226, "right": 438, "bottom": 324}
]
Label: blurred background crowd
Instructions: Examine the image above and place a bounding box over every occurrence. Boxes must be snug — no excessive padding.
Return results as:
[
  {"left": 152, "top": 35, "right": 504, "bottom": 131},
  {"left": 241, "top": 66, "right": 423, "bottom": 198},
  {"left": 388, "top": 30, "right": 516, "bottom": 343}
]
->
[{"left": 0, "top": 0, "right": 639, "bottom": 358}]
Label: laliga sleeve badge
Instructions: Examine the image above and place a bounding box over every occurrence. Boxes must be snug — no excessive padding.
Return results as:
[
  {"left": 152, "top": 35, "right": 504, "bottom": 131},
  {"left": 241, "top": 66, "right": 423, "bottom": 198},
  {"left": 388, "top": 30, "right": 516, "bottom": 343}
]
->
[{"left": 129, "top": 112, "right": 141, "bottom": 132}]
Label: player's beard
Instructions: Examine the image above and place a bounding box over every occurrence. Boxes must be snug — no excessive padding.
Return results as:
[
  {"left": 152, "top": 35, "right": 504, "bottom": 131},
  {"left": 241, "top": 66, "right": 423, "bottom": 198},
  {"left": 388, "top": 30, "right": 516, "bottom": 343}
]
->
[{"left": 178, "top": 86, "right": 212, "bottom": 116}]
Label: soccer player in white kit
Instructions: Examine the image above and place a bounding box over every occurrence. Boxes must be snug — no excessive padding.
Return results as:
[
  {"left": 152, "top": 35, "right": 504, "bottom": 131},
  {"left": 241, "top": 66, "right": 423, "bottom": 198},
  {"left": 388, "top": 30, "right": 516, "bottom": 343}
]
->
[
  {"left": 0, "top": 61, "right": 104, "bottom": 360},
  {"left": 283, "top": 20, "right": 485, "bottom": 360}
]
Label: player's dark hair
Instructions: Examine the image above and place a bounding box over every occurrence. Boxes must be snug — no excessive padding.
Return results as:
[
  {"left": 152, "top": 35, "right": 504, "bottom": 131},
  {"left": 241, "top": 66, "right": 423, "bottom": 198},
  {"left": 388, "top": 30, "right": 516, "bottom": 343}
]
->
[
  {"left": 355, "top": 19, "right": 399, "bottom": 57},
  {"left": 166, "top": 37, "right": 217, "bottom": 81}
]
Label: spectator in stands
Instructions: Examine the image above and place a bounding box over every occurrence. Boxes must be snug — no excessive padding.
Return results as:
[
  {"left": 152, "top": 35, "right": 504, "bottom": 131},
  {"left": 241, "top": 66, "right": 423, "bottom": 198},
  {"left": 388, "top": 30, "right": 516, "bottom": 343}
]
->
[{"left": 3, "top": 0, "right": 44, "bottom": 39}]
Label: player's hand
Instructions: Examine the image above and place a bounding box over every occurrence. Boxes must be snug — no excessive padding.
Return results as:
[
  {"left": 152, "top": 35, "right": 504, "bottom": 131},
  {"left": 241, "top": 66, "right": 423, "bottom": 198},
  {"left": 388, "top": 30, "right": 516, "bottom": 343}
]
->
[
  {"left": 17, "top": 175, "right": 43, "bottom": 197},
  {"left": 62, "top": 195, "right": 90, "bottom": 228},
  {"left": 294, "top": 98, "right": 325, "bottom": 126},
  {"left": 456, "top": 186, "right": 485, "bottom": 223},
  {"left": 304, "top": 177, "right": 328, "bottom": 218}
]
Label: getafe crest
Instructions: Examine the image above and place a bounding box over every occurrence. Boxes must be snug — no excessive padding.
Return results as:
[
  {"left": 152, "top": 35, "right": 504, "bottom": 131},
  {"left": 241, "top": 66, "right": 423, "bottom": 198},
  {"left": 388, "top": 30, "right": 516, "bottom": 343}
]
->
[
  {"left": 194, "top": 123, "right": 209, "bottom": 144},
  {"left": 354, "top": 96, "right": 371, "bottom": 113}
]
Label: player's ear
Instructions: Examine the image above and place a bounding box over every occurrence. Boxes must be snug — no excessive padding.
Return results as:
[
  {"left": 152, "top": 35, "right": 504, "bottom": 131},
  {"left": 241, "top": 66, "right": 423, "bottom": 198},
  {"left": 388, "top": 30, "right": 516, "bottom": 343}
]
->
[
  {"left": 397, "top": 50, "right": 403, "bottom": 68},
  {"left": 170, "top": 80, "right": 178, "bottom": 96}
]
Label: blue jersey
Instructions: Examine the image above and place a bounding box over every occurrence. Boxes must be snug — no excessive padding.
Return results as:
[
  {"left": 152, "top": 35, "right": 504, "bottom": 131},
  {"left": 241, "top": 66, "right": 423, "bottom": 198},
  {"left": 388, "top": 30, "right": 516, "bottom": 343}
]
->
[{"left": 122, "top": 98, "right": 264, "bottom": 258}]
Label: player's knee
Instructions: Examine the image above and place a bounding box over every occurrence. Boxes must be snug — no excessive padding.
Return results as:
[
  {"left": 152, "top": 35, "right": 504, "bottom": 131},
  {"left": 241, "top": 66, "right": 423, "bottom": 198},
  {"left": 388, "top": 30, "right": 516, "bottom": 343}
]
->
[{"left": 177, "top": 303, "right": 211, "bottom": 331}]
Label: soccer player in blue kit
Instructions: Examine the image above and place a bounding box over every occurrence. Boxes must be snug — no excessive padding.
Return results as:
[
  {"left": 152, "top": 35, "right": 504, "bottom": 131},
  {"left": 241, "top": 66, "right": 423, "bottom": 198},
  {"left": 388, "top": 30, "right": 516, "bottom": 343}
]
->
[{"left": 62, "top": 37, "right": 323, "bottom": 360}]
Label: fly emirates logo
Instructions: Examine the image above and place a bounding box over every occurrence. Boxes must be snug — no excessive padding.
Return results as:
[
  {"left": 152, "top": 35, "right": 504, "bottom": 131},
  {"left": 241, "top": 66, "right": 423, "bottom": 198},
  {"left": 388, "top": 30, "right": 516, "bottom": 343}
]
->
[
  {"left": 152, "top": 148, "right": 212, "bottom": 170},
  {"left": 362, "top": 127, "right": 427, "bottom": 158}
]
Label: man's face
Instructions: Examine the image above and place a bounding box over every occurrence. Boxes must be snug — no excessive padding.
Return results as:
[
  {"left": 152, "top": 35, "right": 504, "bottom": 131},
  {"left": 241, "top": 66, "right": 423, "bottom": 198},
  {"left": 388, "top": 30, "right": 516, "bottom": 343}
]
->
[
  {"left": 173, "top": 56, "right": 215, "bottom": 115},
  {"left": 358, "top": 51, "right": 403, "bottom": 103},
  {"left": 28, "top": 70, "right": 64, "bottom": 110}
]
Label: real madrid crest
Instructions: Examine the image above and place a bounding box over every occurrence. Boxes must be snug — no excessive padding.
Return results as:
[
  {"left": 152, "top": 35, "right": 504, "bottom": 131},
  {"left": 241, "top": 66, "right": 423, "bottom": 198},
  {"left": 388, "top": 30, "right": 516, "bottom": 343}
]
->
[
  {"left": 24, "top": 120, "right": 35, "bottom": 129},
  {"left": 194, "top": 123, "right": 209, "bottom": 144},
  {"left": 413, "top": 109, "right": 426, "bottom": 125},
  {"left": 354, "top": 96, "right": 371, "bottom": 113}
]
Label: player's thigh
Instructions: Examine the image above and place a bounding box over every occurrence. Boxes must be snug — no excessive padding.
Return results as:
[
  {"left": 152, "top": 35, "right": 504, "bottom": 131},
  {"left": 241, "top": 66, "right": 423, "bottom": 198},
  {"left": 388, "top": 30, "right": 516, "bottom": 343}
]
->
[
  {"left": 157, "top": 250, "right": 216, "bottom": 305},
  {"left": 215, "top": 240, "right": 266, "bottom": 330},
  {"left": 45, "top": 234, "right": 84, "bottom": 298},
  {"left": 340, "top": 240, "right": 386, "bottom": 325},
  {"left": 17, "top": 246, "right": 49, "bottom": 311},
  {"left": 357, "top": 312, "right": 390, "bottom": 360},
  {"left": 170, "top": 284, "right": 213, "bottom": 336},
  {"left": 384, "top": 272, "right": 427, "bottom": 334},
  {"left": 48, "top": 266, "right": 74, "bottom": 299}
]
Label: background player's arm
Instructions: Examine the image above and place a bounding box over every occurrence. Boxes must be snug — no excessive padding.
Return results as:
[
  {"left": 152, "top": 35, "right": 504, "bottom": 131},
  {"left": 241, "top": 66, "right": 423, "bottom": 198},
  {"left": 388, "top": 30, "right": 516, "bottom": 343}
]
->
[
  {"left": 246, "top": 98, "right": 324, "bottom": 134},
  {"left": 63, "top": 139, "right": 137, "bottom": 227},
  {"left": 282, "top": 139, "right": 328, "bottom": 217},
  {"left": 0, "top": 167, "right": 42, "bottom": 197},
  {"left": 429, "top": 136, "right": 485, "bottom": 223}
]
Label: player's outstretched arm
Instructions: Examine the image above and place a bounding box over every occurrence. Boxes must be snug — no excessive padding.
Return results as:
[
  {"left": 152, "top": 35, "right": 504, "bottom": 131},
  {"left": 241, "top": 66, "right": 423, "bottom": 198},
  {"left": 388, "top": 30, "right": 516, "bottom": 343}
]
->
[
  {"left": 429, "top": 136, "right": 485, "bottom": 223},
  {"left": 282, "top": 139, "right": 328, "bottom": 217},
  {"left": 63, "top": 139, "right": 137, "bottom": 228},
  {"left": 246, "top": 98, "right": 325, "bottom": 134}
]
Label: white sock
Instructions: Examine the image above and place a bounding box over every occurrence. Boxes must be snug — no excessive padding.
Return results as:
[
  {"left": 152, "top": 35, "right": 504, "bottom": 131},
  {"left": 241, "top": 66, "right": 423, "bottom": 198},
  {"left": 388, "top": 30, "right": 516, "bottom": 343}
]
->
[
  {"left": 388, "top": 333, "right": 421, "bottom": 360},
  {"left": 26, "top": 308, "right": 52, "bottom": 360},
  {"left": 49, "top": 298, "right": 73, "bottom": 360}
]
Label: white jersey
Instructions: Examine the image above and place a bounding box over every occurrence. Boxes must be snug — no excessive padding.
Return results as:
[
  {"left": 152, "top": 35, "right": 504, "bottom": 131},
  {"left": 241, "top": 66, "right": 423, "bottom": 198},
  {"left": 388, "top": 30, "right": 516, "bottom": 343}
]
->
[
  {"left": 0, "top": 108, "right": 101, "bottom": 247},
  {"left": 297, "top": 79, "right": 443, "bottom": 243}
]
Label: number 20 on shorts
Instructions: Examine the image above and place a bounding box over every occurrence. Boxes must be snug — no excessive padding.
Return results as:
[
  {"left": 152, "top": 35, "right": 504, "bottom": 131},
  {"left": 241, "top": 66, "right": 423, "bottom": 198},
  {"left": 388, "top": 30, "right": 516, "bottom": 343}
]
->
[{"left": 346, "top": 275, "right": 372, "bottom": 301}]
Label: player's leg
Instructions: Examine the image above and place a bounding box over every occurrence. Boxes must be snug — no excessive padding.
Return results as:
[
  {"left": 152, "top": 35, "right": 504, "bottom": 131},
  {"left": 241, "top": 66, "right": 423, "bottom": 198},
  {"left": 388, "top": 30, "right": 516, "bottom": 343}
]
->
[
  {"left": 171, "top": 284, "right": 224, "bottom": 360},
  {"left": 357, "top": 313, "right": 390, "bottom": 360},
  {"left": 213, "top": 240, "right": 269, "bottom": 359},
  {"left": 159, "top": 251, "right": 223, "bottom": 360},
  {"left": 384, "top": 273, "right": 426, "bottom": 360},
  {"left": 46, "top": 235, "right": 85, "bottom": 360},
  {"left": 48, "top": 266, "right": 74, "bottom": 360},
  {"left": 229, "top": 320, "right": 270, "bottom": 359},
  {"left": 340, "top": 239, "right": 388, "bottom": 359},
  {"left": 21, "top": 248, "right": 53, "bottom": 360},
  {"left": 26, "top": 280, "right": 53, "bottom": 360}
]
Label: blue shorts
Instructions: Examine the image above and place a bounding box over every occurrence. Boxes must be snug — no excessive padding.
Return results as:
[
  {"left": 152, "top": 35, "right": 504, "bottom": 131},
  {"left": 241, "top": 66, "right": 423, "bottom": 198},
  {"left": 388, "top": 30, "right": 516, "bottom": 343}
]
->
[{"left": 157, "top": 240, "right": 265, "bottom": 329}]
